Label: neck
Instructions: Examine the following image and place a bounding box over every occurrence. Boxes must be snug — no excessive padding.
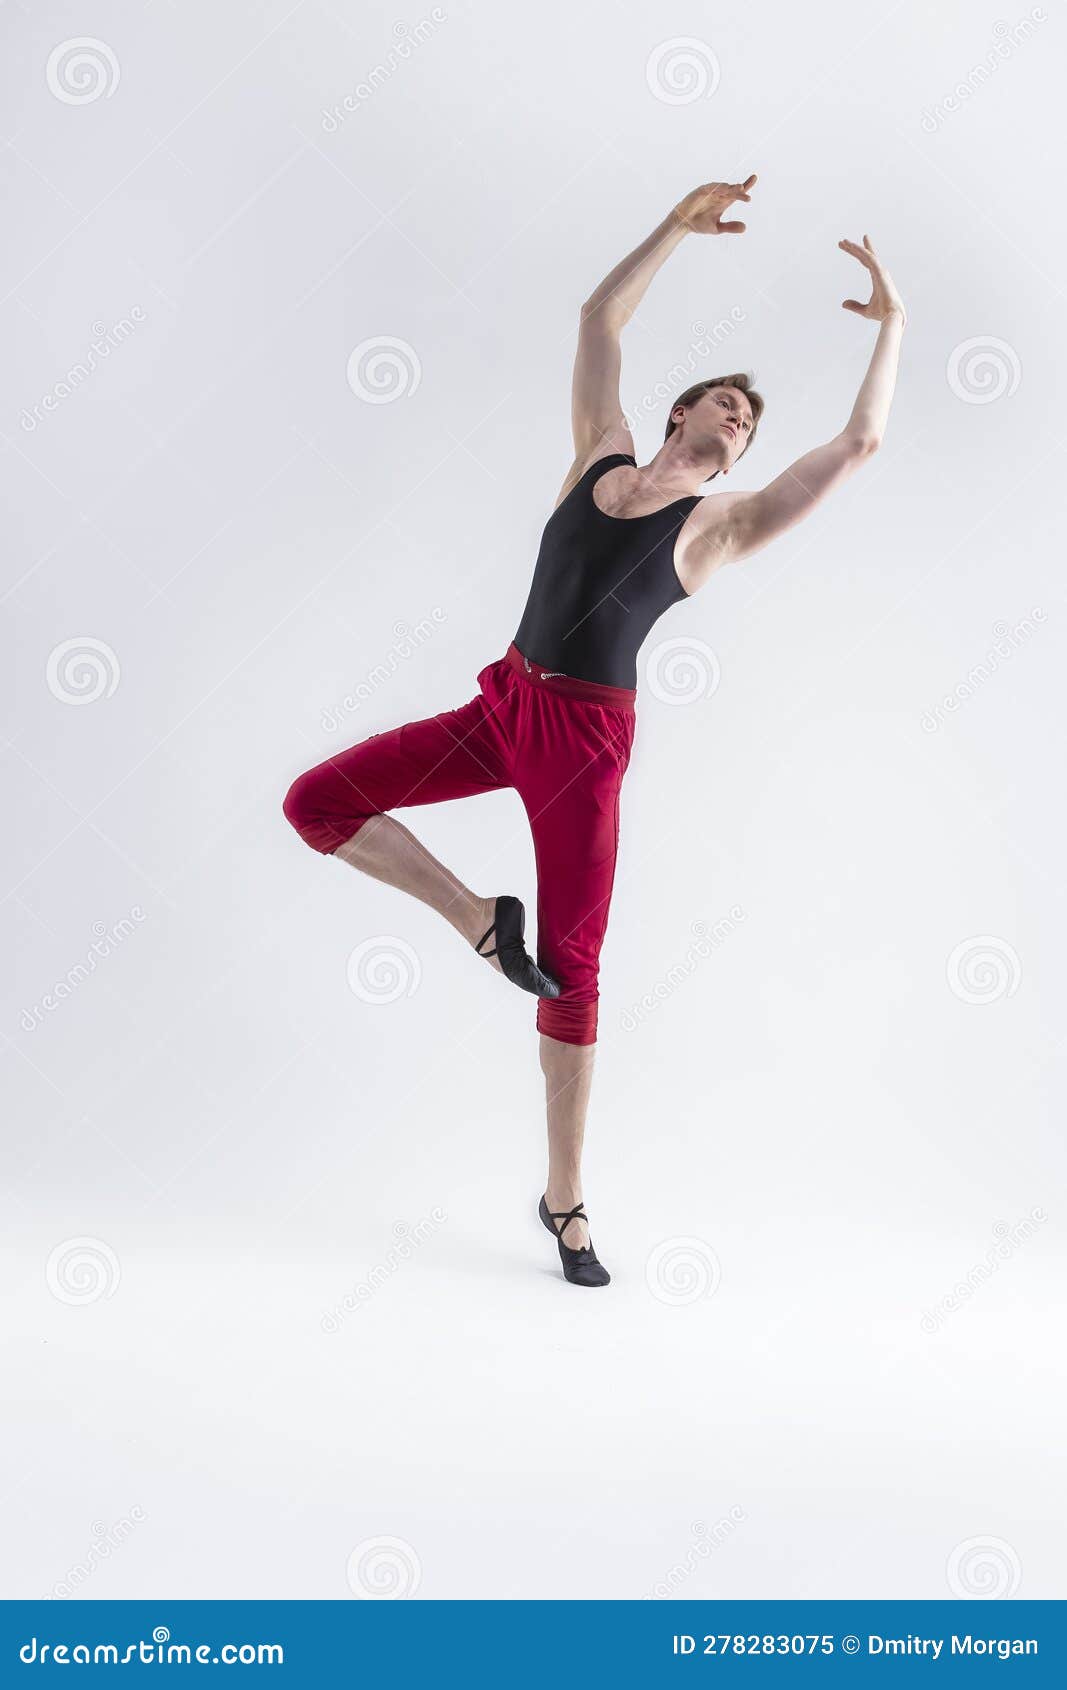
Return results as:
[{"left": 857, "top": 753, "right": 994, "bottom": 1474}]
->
[{"left": 643, "top": 436, "right": 722, "bottom": 491}]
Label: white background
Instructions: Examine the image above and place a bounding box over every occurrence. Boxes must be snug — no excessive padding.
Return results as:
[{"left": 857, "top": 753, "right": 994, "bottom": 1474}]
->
[{"left": 2, "top": 0, "right": 1064, "bottom": 1602}]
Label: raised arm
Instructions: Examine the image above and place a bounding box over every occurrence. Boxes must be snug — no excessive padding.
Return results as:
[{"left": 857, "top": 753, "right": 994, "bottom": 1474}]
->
[
  {"left": 726, "top": 235, "right": 906, "bottom": 564},
  {"left": 554, "top": 177, "right": 758, "bottom": 507}
]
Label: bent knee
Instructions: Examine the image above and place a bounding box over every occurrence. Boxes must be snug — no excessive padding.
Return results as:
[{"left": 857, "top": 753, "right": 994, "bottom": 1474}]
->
[
  {"left": 282, "top": 767, "right": 318, "bottom": 830},
  {"left": 282, "top": 767, "right": 352, "bottom": 855}
]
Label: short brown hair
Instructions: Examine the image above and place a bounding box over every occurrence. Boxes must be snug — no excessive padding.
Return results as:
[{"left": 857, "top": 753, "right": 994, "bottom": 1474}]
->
[{"left": 664, "top": 373, "right": 764, "bottom": 462}]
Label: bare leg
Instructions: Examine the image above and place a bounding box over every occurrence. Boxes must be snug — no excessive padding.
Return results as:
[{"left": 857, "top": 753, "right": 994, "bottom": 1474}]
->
[
  {"left": 336, "top": 821, "right": 598, "bottom": 1250},
  {"left": 336, "top": 813, "right": 501, "bottom": 972},
  {"left": 540, "top": 1032, "right": 596, "bottom": 1249}
]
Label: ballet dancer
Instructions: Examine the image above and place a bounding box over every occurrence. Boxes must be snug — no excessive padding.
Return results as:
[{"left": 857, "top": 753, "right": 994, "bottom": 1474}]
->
[{"left": 283, "top": 174, "right": 906, "bottom": 1285}]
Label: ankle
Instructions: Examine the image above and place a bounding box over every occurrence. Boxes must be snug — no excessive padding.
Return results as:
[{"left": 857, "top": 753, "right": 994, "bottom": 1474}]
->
[
  {"left": 545, "top": 1184, "right": 583, "bottom": 1211},
  {"left": 459, "top": 892, "right": 496, "bottom": 945}
]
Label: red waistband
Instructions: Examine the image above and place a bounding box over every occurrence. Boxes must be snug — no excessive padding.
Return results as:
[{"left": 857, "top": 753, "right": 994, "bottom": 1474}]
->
[{"left": 505, "top": 643, "right": 636, "bottom": 711}]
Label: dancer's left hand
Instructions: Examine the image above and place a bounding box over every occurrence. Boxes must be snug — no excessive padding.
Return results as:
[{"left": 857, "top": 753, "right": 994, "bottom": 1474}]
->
[{"left": 839, "top": 235, "right": 906, "bottom": 325}]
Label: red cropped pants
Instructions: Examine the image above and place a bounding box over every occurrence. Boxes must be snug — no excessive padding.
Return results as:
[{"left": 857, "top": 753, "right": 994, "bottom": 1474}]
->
[{"left": 282, "top": 643, "right": 636, "bottom": 1044}]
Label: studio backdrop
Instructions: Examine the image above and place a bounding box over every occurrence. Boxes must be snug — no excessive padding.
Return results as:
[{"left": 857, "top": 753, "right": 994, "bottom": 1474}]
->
[{"left": 2, "top": 0, "right": 1063, "bottom": 1602}]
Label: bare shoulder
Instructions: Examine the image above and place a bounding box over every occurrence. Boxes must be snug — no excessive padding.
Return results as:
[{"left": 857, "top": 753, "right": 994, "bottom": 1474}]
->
[
  {"left": 675, "top": 487, "right": 750, "bottom": 593},
  {"left": 552, "top": 425, "right": 636, "bottom": 511}
]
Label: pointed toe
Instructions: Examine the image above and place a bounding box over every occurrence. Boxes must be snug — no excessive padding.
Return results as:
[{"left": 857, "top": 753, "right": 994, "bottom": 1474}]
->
[
  {"left": 476, "top": 896, "right": 559, "bottom": 1000},
  {"left": 539, "top": 1195, "right": 612, "bottom": 1288}
]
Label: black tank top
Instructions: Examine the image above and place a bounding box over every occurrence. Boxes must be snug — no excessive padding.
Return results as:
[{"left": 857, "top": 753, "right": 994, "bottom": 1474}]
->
[{"left": 514, "top": 453, "right": 700, "bottom": 689}]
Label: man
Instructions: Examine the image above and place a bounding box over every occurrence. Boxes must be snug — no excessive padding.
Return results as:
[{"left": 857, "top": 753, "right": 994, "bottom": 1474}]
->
[{"left": 283, "top": 174, "right": 906, "bottom": 1286}]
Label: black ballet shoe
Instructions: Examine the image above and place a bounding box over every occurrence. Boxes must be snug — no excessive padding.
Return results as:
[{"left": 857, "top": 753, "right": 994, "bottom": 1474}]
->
[
  {"left": 539, "top": 1195, "right": 611, "bottom": 1288},
  {"left": 475, "top": 895, "right": 560, "bottom": 998}
]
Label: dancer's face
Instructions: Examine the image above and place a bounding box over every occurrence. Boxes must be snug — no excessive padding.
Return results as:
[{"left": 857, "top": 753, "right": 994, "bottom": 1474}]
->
[{"left": 674, "top": 387, "right": 754, "bottom": 472}]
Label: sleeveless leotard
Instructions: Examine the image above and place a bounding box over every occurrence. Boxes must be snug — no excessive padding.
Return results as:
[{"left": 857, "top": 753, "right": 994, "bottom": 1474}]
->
[{"left": 513, "top": 452, "right": 700, "bottom": 689}]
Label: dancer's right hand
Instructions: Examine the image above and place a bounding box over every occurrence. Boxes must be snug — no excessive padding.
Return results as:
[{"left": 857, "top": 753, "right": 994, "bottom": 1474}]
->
[{"left": 673, "top": 175, "right": 757, "bottom": 235}]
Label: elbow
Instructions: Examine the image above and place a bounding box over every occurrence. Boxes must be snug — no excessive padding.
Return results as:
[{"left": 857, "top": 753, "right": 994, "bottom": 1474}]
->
[
  {"left": 849, "top": 432, "right": 881, "bottom": 458},
  {"left": 580, "top": 295, "right": 628, "bottom": 330}
]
